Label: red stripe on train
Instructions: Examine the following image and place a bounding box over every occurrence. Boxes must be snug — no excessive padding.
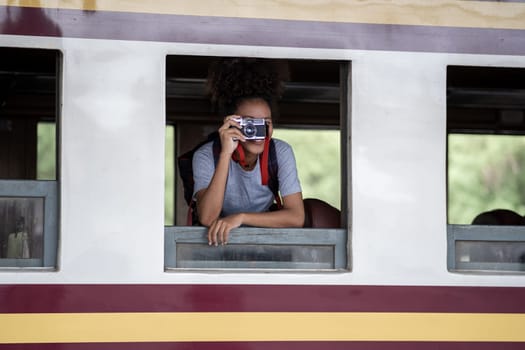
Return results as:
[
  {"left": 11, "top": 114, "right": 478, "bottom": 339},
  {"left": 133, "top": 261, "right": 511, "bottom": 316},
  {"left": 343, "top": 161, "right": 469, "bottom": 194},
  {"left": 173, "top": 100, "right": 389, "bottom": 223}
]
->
[{"left": 1, "top": 284, "right": 524, "bottom": 313}]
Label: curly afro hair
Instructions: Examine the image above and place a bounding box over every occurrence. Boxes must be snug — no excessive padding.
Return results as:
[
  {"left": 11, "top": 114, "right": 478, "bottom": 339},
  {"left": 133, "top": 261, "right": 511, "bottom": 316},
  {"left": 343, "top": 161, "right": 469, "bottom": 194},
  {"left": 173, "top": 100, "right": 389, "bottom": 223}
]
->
[{"left": 206, "top": 58, "right": 287, "bottom": 117}]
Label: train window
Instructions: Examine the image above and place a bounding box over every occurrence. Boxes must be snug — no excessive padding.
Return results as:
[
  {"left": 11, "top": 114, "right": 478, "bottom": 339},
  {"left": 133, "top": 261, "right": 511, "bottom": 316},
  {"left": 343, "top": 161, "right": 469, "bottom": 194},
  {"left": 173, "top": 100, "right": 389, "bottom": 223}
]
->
[
  {"left": 447, "top": 65, "right": 525, "bottom": 273},
  {"left": 164, "top": 56, "right": 348, "bottom": 271},
  {"left": 0, "top": 47, "right": 60, "bottom": 269}
]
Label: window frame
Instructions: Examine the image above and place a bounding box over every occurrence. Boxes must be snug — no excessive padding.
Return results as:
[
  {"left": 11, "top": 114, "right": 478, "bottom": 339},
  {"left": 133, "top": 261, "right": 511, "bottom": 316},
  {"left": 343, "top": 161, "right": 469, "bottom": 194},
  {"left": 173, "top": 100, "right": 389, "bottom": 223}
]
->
[
  {"left": 0, "top": 47, "right": 61, "bottom": 270},
  {"left": 0, "top": 180, "right": 58, "bottom": 268},
  {"left": 165, "top": 226, "right": 347, "bottom": 271},
  {"left": 446, "top": 64, "right": 525, "bottom": 274},
  {"left": 164, "top": 56, "right": 351, "bottom": 272},
  {"left": 447, "top": 224, "right": 525, "bottom": 274}
]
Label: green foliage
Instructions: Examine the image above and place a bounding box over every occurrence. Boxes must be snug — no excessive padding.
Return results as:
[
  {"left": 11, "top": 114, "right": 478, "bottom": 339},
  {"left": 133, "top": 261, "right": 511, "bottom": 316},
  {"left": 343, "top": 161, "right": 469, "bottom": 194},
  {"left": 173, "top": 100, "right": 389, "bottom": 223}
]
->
[
  {"left": 165, "top": 126, "right": 175, "bottom": 225},
  {"left": 448, "top": 134, "right": 525, "bottom": 224},
  {"left": 36, "top": 123, "right": 56, "bottom": 180},
  {"left": 273, "top": 129, "right": 341, "bottom": 209}
]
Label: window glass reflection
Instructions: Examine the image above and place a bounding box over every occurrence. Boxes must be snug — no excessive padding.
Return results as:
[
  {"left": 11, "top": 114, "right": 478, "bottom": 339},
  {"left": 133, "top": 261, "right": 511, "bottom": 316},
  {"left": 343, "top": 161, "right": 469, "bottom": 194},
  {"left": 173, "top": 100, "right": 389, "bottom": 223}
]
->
[
  {"left": 457, "top": 241, "right": 525, "bottom": 264},
  {"left": 0, "top": 197, "right": 44, "bottom": 259},
  {"left": 176, "top": 243, "right": 334, "bottom": 269}
]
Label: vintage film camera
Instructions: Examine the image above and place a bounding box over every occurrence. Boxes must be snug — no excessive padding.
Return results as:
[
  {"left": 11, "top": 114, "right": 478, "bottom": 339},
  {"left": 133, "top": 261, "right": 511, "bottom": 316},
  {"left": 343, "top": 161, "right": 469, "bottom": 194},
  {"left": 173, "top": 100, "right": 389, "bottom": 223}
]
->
[{"left": 232, "top": 117, "right": 267, "bottom": 140}]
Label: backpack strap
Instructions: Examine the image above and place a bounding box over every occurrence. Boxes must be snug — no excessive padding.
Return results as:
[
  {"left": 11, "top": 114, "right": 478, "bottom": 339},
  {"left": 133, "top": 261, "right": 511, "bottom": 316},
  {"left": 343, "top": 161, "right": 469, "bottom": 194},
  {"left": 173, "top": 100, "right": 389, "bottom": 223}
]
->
[
  {"left": 212, "top": 137, "right": 222, "bottom": 166},
  {"left": 178, "top": 132, "right": 219, "bottom": 226},
  {"left": 177, "top": 131, "right": 219, "bottom": 206},
  {"left": 186, "top": 137, "right": 221, "bottom": 226},
  {"left": 260, "top": 137, "right": 271, "bottom": 185},
  {"left": 267, "top": 138, "right": 282, "bottom": 209}
]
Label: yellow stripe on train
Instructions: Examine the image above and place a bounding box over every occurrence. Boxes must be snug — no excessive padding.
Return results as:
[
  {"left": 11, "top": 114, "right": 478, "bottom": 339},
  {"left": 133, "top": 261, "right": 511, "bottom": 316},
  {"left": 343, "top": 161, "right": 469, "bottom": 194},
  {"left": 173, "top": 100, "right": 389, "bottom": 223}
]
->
[
  {"left": 1, "top": 0, "right": 525, "bottom": 30},
  {"left": 1, "top": 312, "right": 525, "bottom": 343}
]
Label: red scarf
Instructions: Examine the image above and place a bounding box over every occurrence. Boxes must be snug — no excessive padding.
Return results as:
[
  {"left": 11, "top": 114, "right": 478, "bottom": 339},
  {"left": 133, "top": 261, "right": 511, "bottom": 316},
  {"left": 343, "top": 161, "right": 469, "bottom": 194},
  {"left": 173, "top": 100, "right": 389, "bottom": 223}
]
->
[{"left": 232, "top": 137, "right": 271, "bottom": 186}]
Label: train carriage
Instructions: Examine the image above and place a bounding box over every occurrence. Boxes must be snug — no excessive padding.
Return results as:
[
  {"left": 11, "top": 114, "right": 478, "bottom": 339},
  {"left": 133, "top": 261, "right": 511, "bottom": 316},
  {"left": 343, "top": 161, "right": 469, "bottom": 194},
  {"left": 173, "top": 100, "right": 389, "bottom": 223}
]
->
[{"left": 1, "top": 0, "right": 525, "bottom": 349}]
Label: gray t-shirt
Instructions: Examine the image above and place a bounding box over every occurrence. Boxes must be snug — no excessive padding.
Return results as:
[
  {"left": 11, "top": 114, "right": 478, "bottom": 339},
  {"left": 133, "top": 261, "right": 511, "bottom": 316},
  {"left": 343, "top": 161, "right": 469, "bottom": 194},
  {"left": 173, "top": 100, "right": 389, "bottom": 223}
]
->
[{"left": 192, "top": 138, "right": 302, "bottom": 217}]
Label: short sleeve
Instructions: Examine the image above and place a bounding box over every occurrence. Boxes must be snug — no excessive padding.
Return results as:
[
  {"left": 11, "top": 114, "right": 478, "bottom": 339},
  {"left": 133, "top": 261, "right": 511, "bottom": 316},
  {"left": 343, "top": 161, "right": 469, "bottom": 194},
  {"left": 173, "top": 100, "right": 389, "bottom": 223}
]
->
[{"left": 273, "top": 139, "right": 302, "bottom": 197}]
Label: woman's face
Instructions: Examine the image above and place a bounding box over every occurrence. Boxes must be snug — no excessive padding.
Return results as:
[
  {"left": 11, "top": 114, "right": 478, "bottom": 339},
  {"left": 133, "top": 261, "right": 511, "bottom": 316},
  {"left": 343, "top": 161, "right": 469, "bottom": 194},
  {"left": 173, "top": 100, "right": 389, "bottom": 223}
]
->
[{"left": 235, "top": 98, "right": 272, "bottom": 156}]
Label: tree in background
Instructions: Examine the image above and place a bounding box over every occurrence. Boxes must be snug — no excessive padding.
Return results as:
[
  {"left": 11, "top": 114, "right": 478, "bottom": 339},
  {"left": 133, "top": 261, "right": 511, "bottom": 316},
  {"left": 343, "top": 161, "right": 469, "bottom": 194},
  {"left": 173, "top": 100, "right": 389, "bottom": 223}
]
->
[
  {"left": 273, "top": 129, "right": 341, "bottom": 209},
  {"left": 37, "top": 122, "right": 56, "bottom": 180},
  {"left": 448, "top": 134, "right": 525, "bottom": 224}
]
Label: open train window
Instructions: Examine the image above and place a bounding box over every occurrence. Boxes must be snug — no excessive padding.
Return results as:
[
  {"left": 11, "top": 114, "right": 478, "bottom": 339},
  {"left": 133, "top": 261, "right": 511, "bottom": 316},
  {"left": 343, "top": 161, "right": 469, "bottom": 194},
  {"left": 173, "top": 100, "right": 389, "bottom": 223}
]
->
[
  {"left": 164, "top": 56, "right": 349, "bottom": 271},
  {"left": 447, "top": 65, "right": 525, "bottom": 273},
  {"left": 0, "top": 47, "right": 60, "bottom": 269}
]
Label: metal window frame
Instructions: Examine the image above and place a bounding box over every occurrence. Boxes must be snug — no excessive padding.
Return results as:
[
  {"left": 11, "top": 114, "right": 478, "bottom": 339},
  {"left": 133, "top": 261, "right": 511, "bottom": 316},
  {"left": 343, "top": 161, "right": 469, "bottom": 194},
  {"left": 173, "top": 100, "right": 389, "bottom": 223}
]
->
[
  {"left": 165, "top": 226, "right": 347, "bottom": 272},
  {"left": 0, "top": 180, "right": 58, "bottom": 269},
  {"left": 447, "top": 224, "right": 525, "bottom": 273},
  {"left": 164, "top": 58, "right": 352, "bottom": 273}
]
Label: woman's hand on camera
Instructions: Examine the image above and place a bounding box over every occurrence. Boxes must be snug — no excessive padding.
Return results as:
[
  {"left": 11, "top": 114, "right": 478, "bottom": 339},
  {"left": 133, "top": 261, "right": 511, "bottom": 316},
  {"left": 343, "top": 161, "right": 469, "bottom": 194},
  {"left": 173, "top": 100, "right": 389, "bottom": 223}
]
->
[
  {"left": 207, "top": 214, "right": 243, "bottom": 246},
  {"left": 219, "top": 116, "right": 245, "bottom": 155}
]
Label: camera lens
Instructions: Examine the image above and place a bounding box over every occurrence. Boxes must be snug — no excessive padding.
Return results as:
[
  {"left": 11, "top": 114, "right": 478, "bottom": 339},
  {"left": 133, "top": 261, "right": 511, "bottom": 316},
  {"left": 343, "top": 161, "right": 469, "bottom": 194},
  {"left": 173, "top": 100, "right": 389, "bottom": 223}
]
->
[{"left": 243, "top": 121, "right": 257, "bottom": 137}]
